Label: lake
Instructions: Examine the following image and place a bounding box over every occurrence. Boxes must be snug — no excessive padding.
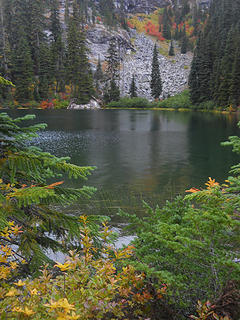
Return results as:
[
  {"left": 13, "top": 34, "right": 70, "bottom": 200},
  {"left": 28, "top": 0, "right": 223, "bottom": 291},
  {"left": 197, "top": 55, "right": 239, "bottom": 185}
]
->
[{"left": 3, "top": 109, "right": 240, "bottom": 226}]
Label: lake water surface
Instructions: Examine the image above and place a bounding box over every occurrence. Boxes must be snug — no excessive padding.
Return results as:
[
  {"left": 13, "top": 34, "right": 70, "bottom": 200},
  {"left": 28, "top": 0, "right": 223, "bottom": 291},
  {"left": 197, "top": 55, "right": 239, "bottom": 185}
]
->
[{"left": 4, "top": 109, "right": 240, "bottom": 225}]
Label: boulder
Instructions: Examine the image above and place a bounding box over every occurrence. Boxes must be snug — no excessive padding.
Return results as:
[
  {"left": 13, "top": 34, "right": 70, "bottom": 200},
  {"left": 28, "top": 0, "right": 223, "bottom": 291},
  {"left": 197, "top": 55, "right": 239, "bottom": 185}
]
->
[{"left": 68, "top": 99, "right": 101, "bottom": 110}]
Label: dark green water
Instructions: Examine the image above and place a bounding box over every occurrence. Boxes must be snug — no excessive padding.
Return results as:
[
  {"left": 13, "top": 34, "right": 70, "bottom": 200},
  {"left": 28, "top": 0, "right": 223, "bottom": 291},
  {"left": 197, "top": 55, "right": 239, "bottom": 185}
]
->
[{"left": 4, "top": 109, "right": 240, "bottom": 223}]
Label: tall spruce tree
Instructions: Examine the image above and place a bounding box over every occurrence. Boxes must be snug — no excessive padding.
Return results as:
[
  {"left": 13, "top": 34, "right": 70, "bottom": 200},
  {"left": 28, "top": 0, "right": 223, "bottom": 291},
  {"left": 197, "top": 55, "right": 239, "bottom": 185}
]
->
[
  {"left": 67, "top": 3, "right": 94, "bottom": 105},
  {"left": 162, "top": 8, "right": 171, "bottom": 40},
  {"left": 50, "top": 0, "right": 65, "bottom": 93},
  {"left": 180, "top": 26, "right": 188, "bottom": 54},
  {"left": 105, "top": 37, "right": 120, "bottom": 82},
  {"left": 12, "top": 29, "right": 34, "bottom": 102},
  {"left": 169, "top": 40, "right": 175, "bottom": 56},
  {"left": 94, "top": 55, "right": 104, "bottom": 92},
  {"left": 150, "top": 44, "right": 162, "bottom": 100},
  {"left": 129, "top": 75, "right": 137, "bottom": 98},
  {"left": 104, "top": 37, "right": 120, "bottom": 102},
  {"left": 229, "top": 40, "right": 240, "bottom": 107}
]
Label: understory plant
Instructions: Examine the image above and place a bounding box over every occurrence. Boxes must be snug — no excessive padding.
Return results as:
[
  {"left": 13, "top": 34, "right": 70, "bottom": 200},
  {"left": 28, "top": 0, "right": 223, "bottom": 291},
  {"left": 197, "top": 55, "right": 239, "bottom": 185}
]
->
[
  {"left": 120, "top": 176, "right": 240, "bottom": 317},
  {"left": 0, "top": 218, "right": 167, "bottom": 319}
]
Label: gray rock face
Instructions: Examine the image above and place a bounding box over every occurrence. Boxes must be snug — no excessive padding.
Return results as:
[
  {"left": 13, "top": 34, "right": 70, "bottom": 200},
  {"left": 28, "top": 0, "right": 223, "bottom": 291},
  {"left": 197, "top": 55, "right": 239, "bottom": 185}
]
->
[
  {"left": 94, "top": 0, "right": 169, "bottom": 14},
  {"left": 87, "top": 24, "right": 134, "bottom": 67},
  {"left": 68, "top": 99, "right": 101, "bottom": 110},
  {"left": 119, "top": 30, "right": 192, "bottom": 100}
]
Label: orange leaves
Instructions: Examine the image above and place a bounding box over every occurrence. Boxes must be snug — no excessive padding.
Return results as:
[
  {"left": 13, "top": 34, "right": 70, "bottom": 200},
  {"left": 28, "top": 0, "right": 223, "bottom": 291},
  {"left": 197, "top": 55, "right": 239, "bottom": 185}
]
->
[
  {"left": 144, "top": 21, "right": 165, "bottom": 41},
  {"left": 186, "top": 177, "right": 220, "bottom": 194},
  {"left": 205, "top": 177, "right": 219, "bottom": 189},
  {"left": 45, "top": 181, "right": 64, "bottom": 189},
  {"left": 186, "top": 187, "right": 201, "bottom": 193},
  {"left": 39, "top": 100, "right": 54, "bottom": 109}
]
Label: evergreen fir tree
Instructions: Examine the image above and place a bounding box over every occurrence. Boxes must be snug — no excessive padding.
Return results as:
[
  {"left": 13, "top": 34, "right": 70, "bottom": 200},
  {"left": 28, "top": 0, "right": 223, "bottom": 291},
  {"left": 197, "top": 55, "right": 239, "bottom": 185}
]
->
[
  {"left": 12, "top": 30, "right": 34, "bottom": 102},
  {"left": 50, "top": 0, "right": 65, "bottom": 93},
  {"left": 229, "top": 41, "right": 240, "bottom": 107},
  {"left": 0, "top": 113, "right": 101, "bottom": 273},
  {"left": 64, "top": 0, "right": 70, "bottom": 26},
  {"left": 162, "top": 8, "right": 171, "bottom": 40},
  {"left": 129, "top": 75, "right": 137, "bottom": 98},
  {"left": 150, "top": 44, "right": 162, "bottom": 100},
  {"left": 105, "top": 37, "right": 120, "bottom": 82},
  {"left": 108, "top": 79, "right": 120, "bottom": 102},
  {"left": 169, "top": 40, "right": 175, "bottom": 56},
  {"left": 180, "top": 26, "right": 188, "bottom": 54},
  {"left": 67, "top": 15, "right": 94, "bottom": 104},
  {"left": 95, "top": 55, "right": 104, "bottom": 82},
  {"left": 94, "top": 55, "right": 104, "bottom": 92}
]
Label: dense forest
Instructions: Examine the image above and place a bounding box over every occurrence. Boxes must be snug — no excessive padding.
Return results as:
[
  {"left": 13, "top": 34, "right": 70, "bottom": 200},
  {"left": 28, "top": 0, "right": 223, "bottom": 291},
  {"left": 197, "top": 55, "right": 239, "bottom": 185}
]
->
[{"left": 189, "top": 0, "right": 240, "bottom": 108}]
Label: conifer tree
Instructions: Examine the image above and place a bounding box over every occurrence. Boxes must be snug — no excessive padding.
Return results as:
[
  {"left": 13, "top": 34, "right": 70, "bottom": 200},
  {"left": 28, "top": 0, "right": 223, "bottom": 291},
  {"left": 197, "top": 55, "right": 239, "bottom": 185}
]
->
[
  {"left": 50, "top": 0, "right": 66, "bottom": 93},
  {"left": 12, "top": 30, "right": 34, "bottom": 102},
  {"left": 162, "top": 8, "right": 171, "bottom": 40},
  {"left": 104, "top": 37, "right": 120, "bottom": 102},
  {"left": 150, "top": 44, "right": 162, "bottom": 100},
  {"left": 109, "top": 79, "right": 120, "bottom": 102},
  {"left": 168, "top": 40, "right": 175, "bottom": 56},
  {"left": 0, "top": 113, "right": 101, "bottom": 273},
  {"left": 229, "top": 41, "right": 240, "bottom": 107},
  {"left": 129, "top": 75, "right": 137, "bottom": 98},
  {"left": 105, "top": 37, "right": 120, "bottom": 82},
  {"left": 67, "top": 9, "right": 94, "bottom": 104},
  {"left": 64, "top": 0, "right": 70, "bottom": 26},
  {"left": 180, "top": 26, "right": 188, "bottom": 54},
  {"left": 94, "top": 55, "right": 104, "bottom": 91}
]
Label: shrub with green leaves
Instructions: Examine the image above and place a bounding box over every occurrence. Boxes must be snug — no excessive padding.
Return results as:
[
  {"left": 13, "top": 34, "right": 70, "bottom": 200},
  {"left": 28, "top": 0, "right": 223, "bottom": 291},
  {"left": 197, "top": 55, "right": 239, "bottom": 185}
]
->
[{"left": 120, "top": 177, "right": 240, "bottom": 317}]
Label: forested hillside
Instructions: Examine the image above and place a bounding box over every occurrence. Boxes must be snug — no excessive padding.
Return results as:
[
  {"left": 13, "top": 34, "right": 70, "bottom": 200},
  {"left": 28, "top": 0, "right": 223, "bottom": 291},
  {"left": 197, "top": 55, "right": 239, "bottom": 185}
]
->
[
  {"left": 189, "top": 0, "right": 240, "bottom": 108},
  {"left": 0, "top": 0, "right": 207, "bottom": 108}
]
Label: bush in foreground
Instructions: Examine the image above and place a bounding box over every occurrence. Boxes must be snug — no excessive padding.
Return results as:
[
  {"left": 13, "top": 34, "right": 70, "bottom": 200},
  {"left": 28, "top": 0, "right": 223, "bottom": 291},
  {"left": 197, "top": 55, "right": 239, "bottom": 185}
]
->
[{"left": 0, "top": 218, "right": 168, "bottom": 320}]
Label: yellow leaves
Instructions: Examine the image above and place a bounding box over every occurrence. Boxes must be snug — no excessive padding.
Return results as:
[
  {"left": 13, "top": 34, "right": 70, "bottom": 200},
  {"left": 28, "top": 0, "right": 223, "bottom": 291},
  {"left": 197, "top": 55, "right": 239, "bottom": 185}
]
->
[
  {"left": 44, "top": 298, "right": 75, "bottom": 313},
  {"left": 29, "top": 288, "right": 39, "bottom": 296},
  {"left": 1, "top": 245, "right": 12, "bottom": 256},
  {"left": 54, "top": 261, "right": 72, "bottom": 272},
  {"left": 14, "top": 279, "right": 26, "bottom": 287},
  {"left": 0, "top": 221, "right": 152, "bottom": 320},
  {"left": 0, "top": 265, "right": 11, "bottom": 280},
  {"left": 205, "top": 177, "right": 219, "bottom": 189},
  {"left": 5, "top": 287, "right": 20, "bottom": 297},
  {"left": 12, "top": 306, "right": 35, "bottom": 316}
]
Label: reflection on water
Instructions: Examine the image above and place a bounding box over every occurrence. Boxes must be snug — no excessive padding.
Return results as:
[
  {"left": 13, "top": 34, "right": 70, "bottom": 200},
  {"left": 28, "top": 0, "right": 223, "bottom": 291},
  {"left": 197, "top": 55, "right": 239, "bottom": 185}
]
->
[{"left": 4, "top": 109, "right": 240, "bottom": 222}]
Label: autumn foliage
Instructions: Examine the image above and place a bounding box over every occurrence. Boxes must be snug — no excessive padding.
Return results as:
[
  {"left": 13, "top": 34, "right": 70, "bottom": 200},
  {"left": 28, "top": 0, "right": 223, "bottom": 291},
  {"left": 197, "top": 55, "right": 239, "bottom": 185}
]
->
[{"left": 0, "top": 218, "right": 167, "bottom": 319}]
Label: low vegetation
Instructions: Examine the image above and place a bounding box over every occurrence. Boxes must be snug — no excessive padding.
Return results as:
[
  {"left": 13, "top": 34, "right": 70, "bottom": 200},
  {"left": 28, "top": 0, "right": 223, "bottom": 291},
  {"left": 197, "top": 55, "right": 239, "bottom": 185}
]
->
[{"left": 0, "top": 115, "right": 240, "bottom": 319}]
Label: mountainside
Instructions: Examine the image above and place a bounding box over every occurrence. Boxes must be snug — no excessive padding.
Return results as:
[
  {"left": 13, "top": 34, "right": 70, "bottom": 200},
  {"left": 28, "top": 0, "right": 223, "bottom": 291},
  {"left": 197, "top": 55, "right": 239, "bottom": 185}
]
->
[{"left": 0, "top": 0, "right": 205, "bottom": 106}]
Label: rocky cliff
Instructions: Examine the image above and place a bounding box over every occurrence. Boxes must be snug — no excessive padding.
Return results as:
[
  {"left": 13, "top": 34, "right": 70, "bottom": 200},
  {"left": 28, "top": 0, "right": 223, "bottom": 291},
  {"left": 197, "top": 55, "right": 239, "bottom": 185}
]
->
[
  {"left": 87, "top": 25, "right": 192, "bottom": 99},
  {"left": 58, "top": 0, "right": 192, "bottom": 100}
]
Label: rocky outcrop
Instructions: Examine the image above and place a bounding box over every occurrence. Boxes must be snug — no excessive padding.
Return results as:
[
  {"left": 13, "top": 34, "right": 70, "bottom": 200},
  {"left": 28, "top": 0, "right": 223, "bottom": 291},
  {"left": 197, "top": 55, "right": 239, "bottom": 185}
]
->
[
  {"left": 68, "top": 98, "right": 101, "bottom": 110},
  {"left": 87, "top": 24, "right": 134, "bottom": 68},
  {"left": 120, "top": 31, "right": 192, "bottom": 99},
  {"left": 113, "top": 0, "right": 169, "bottom": 14}
]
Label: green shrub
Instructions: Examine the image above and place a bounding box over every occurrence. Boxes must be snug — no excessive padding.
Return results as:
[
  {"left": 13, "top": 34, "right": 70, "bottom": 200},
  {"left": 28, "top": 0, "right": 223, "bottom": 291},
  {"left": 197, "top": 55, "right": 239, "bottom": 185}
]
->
[
  {"left": 157, "top": 90, "right": 192, "bottom": 109},
  {"left": 119, "top": 177, "right": 240, "bottom": 317},
  {"left": 107, "top": 97, "right": 150, "bottom": 108}
]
